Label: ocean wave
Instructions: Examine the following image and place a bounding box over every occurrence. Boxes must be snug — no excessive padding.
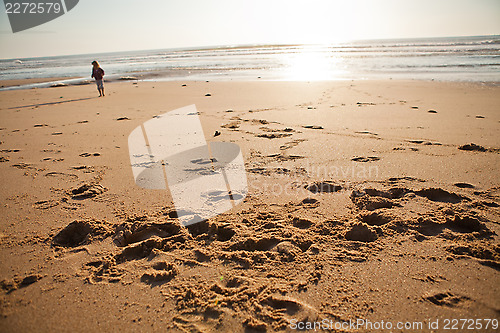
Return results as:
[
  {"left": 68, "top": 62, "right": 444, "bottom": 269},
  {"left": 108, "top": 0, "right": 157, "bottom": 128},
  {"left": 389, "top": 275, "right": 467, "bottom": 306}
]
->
[{"left": 1, "top": 36, "right": 499, "bottom": 83}]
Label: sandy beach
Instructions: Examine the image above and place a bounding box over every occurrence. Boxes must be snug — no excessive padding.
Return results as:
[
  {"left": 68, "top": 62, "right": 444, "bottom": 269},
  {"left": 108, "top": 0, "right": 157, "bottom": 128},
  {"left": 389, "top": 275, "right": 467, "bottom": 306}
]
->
[{"left": 0, "top": 79, "right": 499, "bottom": 332}]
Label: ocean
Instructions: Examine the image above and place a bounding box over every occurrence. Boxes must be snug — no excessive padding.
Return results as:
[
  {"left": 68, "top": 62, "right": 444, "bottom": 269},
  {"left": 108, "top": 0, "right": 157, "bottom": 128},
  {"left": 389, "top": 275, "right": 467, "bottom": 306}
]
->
[{"left": 0, "top": 35, "right": 499, "bottom": 89}]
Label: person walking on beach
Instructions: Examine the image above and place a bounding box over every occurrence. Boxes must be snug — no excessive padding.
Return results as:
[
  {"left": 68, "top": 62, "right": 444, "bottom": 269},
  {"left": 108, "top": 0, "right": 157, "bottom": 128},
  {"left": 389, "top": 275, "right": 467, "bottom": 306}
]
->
[{"left": 91, "top": 60, "right": 105, "bottom": 97}]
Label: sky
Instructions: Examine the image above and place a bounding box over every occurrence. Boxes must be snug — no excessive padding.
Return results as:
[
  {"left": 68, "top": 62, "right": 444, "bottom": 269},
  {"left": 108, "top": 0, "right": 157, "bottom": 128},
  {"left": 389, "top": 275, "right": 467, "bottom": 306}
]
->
[{"left": 0, "top": 0, "right": 499, "bottom": 59}]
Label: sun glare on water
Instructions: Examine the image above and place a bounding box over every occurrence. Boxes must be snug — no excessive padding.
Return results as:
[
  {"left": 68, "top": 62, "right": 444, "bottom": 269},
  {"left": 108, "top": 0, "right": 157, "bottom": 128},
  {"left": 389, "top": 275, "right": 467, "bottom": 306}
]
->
[{"left": 284, "top": 46, "right": 344, "bottom": 81}]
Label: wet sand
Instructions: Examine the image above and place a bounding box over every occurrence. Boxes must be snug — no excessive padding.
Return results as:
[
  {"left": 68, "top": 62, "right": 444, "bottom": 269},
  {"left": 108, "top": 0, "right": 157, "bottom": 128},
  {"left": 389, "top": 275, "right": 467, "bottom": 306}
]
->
[{"left": 0, "top": 77, "right": 79, "bottom": 89}]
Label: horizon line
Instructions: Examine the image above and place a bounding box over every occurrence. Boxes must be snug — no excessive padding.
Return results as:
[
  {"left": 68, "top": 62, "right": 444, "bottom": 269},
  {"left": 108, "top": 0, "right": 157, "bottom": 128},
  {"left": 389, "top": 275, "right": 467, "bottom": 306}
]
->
[{"left": 1, "top": 34, "right": 498, "bottom": 61}]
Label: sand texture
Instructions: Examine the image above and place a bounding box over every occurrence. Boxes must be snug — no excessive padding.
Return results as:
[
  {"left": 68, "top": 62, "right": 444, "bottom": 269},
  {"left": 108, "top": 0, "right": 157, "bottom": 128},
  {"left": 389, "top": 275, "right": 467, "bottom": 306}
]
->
[{"left": 0, "top": 80, "right": 499, "bottom": 332}]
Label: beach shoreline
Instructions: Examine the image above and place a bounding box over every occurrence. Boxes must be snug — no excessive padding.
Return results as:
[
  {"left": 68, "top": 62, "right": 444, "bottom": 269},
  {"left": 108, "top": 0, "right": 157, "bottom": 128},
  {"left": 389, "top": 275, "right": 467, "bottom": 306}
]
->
[
  {"left": 2, "top": 75, "right": 500, "bottom": 94},
  {"left": 0, "top": 79, "right": 499, "bottom": 332},
  {"left": 2, "top": 36, "right": 499, "bottom": 87}
]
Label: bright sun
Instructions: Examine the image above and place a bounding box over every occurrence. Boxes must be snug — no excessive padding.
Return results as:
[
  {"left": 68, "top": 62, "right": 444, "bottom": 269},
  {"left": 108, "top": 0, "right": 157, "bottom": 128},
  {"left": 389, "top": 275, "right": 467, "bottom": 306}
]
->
[{"left": 284, "top": 46, "right": 344, "bottom": 81}]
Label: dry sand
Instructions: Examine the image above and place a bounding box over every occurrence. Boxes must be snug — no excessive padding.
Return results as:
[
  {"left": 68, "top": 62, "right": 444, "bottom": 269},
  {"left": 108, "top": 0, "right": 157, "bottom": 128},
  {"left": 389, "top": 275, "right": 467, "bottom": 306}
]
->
[{"left": 0, "top": 80, "right": 499, "bottom": 332}]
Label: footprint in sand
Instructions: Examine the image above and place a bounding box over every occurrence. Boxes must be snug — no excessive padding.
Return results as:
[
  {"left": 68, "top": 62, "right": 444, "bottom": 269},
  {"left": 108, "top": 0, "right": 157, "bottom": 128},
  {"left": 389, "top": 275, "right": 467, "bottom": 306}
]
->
[
  {"left": 60, "top": 200, "right": 84, "bottom": 211},
  {"left": 79, "top": 152, "right": 101, "bottom": 157},
  {"left": 257, "top": 133, "right": 292, "bottom": 139},
  {"left": 407, "top": 140, "right": 441, "bottom": 145},
  {"left": 69, "top": 183, "right": 107, "bottom": 200},
  {"left": 458, "top": 143, "right": 487, "bottom": 152},
  {"left": 355, "top": 131, "right": 378, "bottom": 136},
  {"left": 266, "top": 153, "right": 304, "bottom": 161},
  {"left": 91, "top": 193, "right": 119, "bottom": 203},
  {"left": 415, "top": 188, "right": 468, "bottom": 203},
  {"left": 356, "top": 102, "right": 376, "bottom": 106},
  {"left": 41, "top": 157, "right": 64, "bottom": 162},
  {"left": 280, "top": 139, "right": 306, "bottom": 150},
  {"left": 300, "top": 197, "right": 320, "bottom": 207},
  {"left": 423, "top": 292, "right": 469, "bottom": 307},
  {"left": 292, "top": 217, "right": 314, "bottom": 229},
  {"left": 221, "top": 121, "right": 240, "bottom": 129},
  {"left": 33, "top": 199, "right": 60, "bottom": 210},
  {"left": 112, "top": 220, "right": 182, "bottom": 248},
  {"left": 250, "top": 119, "right": 269, "bottom": 125},
  {"left": 247, "top": 166, "right": 306, "bottom": 176},
  {"left": 262, "top": 294, "right": 318, "bottom": 318},
  {"left": 1, "top": 274, "right": 42, "bottom": 293},
  {"left": 345, "top": 223, "right": 378, "bottom": 242},
  {"left": 454, "top": 182, "right": 474, "bottom": 189},
  {"left": 352, "top": 156, "right": 380, "bottom": 162},
  {"left": 41, "top": 149, "right": 61, "bottom": 153},
  {"left": 212, "top": 223, "right": 236, "bottom": 242},
  {"left": 11, "top": 162, "right": 34, "bottom": 169},
  {"left": 44, "top": 172, "right": 78, "bottom": 180},
  {"left": 52, "top": 220, "right": 112, "bottom": 247},
  {"left": 71, "top": 165, "right": 93, "bottom": 171},
  {"left": 445, "top": 215, "right": 486, "bottom": 233},
  {"left": 305, "top": 181, "right": 342, "bottom": 193},
  {"left": 358, "top": 211, "right": 392, "bottom": 226},
  {"left": 446, "top": 243, "right": 499, "bottom": 269},
  {"left": 302, "top": 125, "right": 323, "bottom": 129},
  {"left": 141, "top": 262, "right": 178, "bottom": 285}
]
